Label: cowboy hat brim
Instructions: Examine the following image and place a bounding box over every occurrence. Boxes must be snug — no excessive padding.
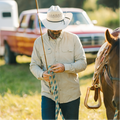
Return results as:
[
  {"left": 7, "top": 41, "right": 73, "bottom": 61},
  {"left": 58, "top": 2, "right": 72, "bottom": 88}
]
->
[{"left": 38, "top": 13, "right": 72, "bottom": 30}]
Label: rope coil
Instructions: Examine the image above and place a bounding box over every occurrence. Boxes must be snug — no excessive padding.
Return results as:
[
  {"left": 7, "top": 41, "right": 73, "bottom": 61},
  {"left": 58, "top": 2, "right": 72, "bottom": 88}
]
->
[
  {"left": 48, "top": 65, "right": 64, "bottom": 120},
  {"left": 113, "top": 109, "right": 118, "bottom": 120}
]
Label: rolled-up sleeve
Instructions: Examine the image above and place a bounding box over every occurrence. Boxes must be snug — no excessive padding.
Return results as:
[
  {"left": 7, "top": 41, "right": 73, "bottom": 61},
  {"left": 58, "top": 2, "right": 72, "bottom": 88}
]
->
[
  {"left": 64, "top": 35, "right": 87, "bottom": 73},
  {"left": 30, "top": 38, "right": 44, "bottom": 80}
]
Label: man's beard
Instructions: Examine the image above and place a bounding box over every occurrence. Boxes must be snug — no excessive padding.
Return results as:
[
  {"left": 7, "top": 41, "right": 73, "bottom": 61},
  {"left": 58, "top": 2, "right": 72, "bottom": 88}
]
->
[{"left": 48, "top": 30, "right": 61, "bottom": 39}]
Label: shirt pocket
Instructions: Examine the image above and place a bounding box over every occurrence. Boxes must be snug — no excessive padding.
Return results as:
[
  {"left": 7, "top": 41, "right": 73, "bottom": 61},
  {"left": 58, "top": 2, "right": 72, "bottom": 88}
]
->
[
  {"left": 61, "top": 46, "right": 74, "bottom": 63},
  {"left": 62, "top": 46, "right": 73, "bottom": 52}
]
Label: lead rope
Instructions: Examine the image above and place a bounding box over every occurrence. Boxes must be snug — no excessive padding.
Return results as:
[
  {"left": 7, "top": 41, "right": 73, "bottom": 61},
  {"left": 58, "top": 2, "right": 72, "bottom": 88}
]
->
[
  {"left": 113, "top": 109, "right": 118, "bottom": 120},
  {"left": 48, "top": 65, "right": 65, "bottom": 120}
]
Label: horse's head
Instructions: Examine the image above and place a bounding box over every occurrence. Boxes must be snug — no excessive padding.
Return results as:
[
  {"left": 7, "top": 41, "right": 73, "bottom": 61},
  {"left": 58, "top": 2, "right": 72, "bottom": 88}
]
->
[{"left": 105, "top": 29, "right": 120, "bottom": 110}]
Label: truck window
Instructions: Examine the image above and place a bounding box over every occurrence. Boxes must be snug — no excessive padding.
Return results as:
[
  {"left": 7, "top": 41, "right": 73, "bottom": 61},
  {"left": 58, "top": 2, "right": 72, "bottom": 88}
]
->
[
  {"left": 20, "top": 15, "right": 28, "bottom": 28},
  {"left": 37, "top": 16, "right": 45, "bottom": 28},
  {"left": 69, "top": 12, "right": 89, "bottom": 25},
  {"left": 2, "top": 12, "right": 11, "bottom": 17},
  {"left": 28, "top": 15, "right": 35, "bottom": 29},
  {"left": 37, "top": 20, "right": 45, "bottom": 28}
]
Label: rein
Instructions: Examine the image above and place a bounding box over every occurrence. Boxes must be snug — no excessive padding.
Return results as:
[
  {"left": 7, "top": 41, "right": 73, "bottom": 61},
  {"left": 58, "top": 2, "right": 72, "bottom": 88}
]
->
[{"left": 84, "top": 43, "right": 111, "bottom": 109}]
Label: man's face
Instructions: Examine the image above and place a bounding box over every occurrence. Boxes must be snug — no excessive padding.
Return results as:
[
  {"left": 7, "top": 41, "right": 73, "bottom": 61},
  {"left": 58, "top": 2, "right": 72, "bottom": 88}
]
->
[{"left": 48, "top": 30, "right": 62, "bottom": 39}]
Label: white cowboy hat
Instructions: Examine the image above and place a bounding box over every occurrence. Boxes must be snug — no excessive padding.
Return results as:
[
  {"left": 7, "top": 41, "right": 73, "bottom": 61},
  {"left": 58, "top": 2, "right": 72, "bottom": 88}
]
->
[{"left": 38, "top": 5, "right": 73, "bottom": 30}]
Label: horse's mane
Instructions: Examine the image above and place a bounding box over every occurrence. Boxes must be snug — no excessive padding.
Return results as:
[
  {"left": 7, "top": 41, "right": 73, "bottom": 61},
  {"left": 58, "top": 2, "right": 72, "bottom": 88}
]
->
[{"left": 109, "top": 37, "right": 119, "bottom": 55}]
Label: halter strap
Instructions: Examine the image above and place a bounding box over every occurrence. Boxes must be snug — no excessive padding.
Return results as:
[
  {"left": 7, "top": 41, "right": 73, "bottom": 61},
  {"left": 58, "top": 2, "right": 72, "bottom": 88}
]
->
[
  {"left": 103, "top": 66, "right": 113, "bottom": 89},
  {"left": 107, "top": 65, "right": 120, "bottom": 81}
]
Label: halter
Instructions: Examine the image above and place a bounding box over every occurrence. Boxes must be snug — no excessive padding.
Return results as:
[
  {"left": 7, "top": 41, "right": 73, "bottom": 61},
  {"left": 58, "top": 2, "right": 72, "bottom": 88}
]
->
[
  {"left": 104, "top": 65, "right": 120, "bottom": 82},
  {"left": 100, "top": 43, "right": 120, "bottom": 91}
]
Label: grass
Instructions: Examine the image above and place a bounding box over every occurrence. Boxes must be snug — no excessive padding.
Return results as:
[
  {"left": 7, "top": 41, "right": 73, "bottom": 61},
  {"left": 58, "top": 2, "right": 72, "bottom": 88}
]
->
[
  {"left": 0, "top": 56, "right": 41, "bottom": 96},
  {"left": 0, "top": 56, "right": 107, "bottom": 120}
]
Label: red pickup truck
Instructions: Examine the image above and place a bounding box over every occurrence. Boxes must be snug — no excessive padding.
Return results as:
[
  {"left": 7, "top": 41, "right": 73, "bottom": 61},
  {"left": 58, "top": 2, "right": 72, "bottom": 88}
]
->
[{"left": 0, "top": 8, "right": 112, "bottom": 64}]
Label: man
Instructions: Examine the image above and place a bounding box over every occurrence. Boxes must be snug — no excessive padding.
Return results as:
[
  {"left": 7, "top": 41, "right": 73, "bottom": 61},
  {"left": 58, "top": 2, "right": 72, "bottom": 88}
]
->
[{"left": 30, "top": 5, "right": 87, "bottom": 120}]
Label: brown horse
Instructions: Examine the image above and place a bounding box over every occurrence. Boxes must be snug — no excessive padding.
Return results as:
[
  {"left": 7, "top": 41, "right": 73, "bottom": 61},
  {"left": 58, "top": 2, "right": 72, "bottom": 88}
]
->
[
  {"left": 84, "top": 28, "right": 120, "bottom": 120},
  {"left": 96, "top": 28, "right": 120, "bottom": 119}
]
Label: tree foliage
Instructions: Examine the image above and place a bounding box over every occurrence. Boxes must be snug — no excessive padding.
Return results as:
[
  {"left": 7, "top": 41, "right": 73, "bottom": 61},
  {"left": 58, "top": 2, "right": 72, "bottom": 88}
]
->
[
  {"left": 15, "top": 0, "right": 85, "bottom": 15},
  {"left": 97, "top": 0, "right": 119, "bottom": 10}
]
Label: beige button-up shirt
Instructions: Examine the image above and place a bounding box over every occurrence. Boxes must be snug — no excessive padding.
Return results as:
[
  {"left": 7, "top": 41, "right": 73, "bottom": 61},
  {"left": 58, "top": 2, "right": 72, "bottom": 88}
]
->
[{"left": 30, "top": 30, "right": 87, "bottom": 103}]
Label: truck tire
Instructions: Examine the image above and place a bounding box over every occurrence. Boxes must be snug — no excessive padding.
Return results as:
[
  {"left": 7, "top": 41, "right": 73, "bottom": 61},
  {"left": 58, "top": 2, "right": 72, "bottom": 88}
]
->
[
  {"left": 87, "top": 58, "right": 95, "bottom": 64},
  {"left": 4, "top": 44, "right": 16, "bottom": 64}
]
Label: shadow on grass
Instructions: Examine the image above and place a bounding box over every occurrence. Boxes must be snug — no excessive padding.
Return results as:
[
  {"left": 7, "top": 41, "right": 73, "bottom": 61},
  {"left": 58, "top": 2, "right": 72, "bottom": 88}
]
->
[
  {"left": 79, "top": 72, "right": 94, "bottom": 86},
  {"left": 79, "top": 72, "right": 94, "bottom": 80}
]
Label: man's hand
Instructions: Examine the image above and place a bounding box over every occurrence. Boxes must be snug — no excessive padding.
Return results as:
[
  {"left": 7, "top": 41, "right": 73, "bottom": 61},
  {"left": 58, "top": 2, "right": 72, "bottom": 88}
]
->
[
  {"left": 42, "top": 71, "right": 52, "bottom": 82},
  {"left": 50, "top": 63, "right": 65, "bottom": 73},
  {"left": 42, "top": 63, "right": 65, "bottom": 81}
]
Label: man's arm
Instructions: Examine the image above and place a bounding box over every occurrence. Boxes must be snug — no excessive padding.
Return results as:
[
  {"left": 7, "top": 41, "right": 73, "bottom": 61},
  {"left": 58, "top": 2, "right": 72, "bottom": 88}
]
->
[{"left": 30, "top": 39, "right": 45, "bottom": 80}]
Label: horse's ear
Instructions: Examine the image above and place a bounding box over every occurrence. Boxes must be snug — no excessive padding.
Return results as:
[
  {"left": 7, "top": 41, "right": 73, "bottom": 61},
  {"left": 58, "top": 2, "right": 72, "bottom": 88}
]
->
[{"left": 105, "top": 29, "right": 115, "bottom": 45}]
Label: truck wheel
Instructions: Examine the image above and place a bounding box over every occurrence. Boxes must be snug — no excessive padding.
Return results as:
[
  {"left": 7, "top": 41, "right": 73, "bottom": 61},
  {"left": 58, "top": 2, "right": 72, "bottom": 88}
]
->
[{"left": 4, "top": 44, "right": 16, "bottom": 64}]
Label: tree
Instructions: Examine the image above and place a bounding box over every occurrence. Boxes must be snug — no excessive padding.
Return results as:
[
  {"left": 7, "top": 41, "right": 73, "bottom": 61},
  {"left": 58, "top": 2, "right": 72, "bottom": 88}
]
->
[
  {"left": 40, "top": 0, "right": 56, "bottom": 8},
  {"left": 15, "top": 0, "right": 36, "bottom": 15},
  {"left": 74, "top": 0, "right": 85, "bottom": 9},
  {"left": 15, "top": 0, "right": 86, "bottom": 15},
  {"left": 57, "top": 0, "right": 85, "bottom": 8},
  {"left": 97, "top": 0, "right": 119, "bottom": 10}
]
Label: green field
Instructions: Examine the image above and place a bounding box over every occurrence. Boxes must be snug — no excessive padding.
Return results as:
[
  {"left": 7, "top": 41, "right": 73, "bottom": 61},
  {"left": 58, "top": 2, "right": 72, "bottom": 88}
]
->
[{"left": 0, "top": 56, "right": 107, "bottom": 120}]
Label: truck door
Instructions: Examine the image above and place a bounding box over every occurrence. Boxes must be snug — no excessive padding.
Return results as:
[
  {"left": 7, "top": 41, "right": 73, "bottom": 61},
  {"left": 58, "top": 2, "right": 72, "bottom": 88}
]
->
[
  {"left": 25, "top": 14, "right": 38, "bottom": 56},
  {"left": 16, "top": 14, "right": 29, "bottom": 55}
]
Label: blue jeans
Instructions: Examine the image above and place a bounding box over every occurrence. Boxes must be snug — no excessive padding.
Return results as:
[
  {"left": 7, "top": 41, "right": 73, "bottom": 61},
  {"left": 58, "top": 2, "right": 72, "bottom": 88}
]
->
[{"left": 41, "top": 96, "right": 80, "bottom": 120}]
